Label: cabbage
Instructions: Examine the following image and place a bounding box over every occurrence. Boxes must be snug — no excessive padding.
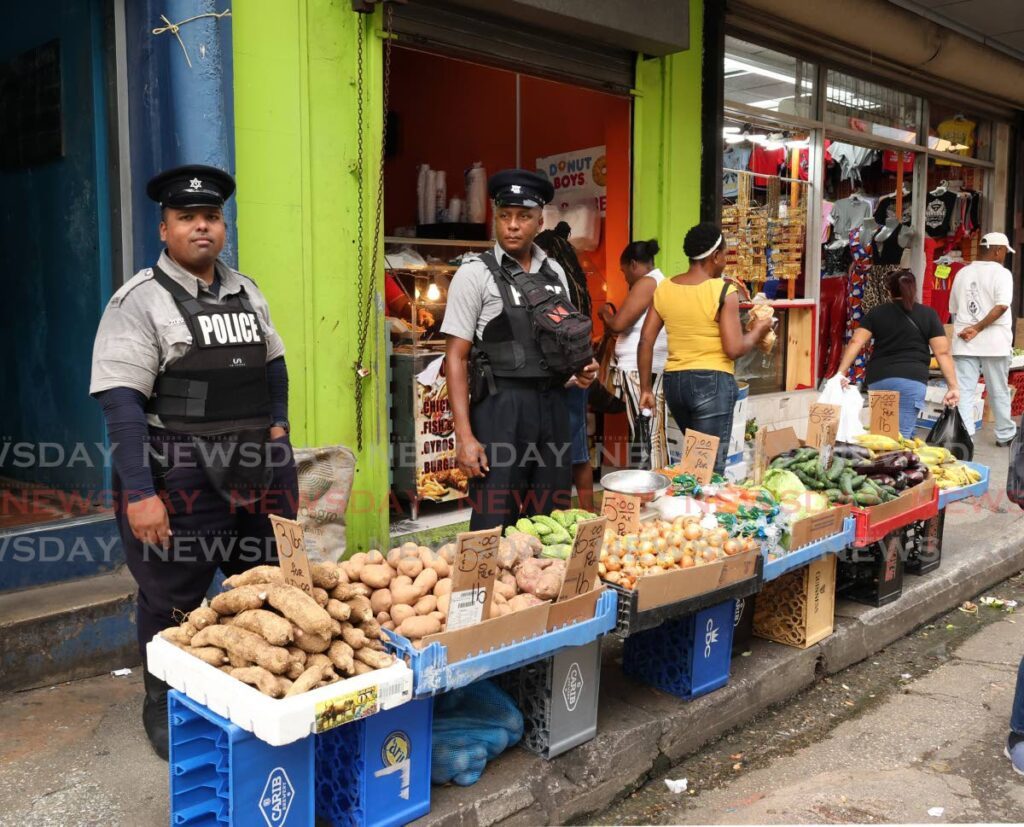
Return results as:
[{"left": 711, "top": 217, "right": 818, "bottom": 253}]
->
[
  {"left": 790, "top": 491, "right": 830, "bottom": 521},
  {"left": 763, "top": 468, "right": 805, "bottom": 502}
]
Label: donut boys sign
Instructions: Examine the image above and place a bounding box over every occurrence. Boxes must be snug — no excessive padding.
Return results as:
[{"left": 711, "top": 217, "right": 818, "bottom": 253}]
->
[{"left": 537, "top": 145, "right": 607, "bottom": 216}]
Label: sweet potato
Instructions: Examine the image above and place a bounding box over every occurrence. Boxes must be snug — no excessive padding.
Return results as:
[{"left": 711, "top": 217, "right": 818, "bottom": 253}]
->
[
  {"left": 515, "top": 558, "right": 563, "bottom": 601},
  {"left": 228, "top": 650, "right": 253, "bottom": 669},
  {"left": 310, "top": 561, "right": 341, "bottom": 590},
  {"left": 231, "top": 666, "right": 288, "bottom": 698},
  {"left": 397, "top": 615, "right": 442, "bottom": 640},
  {"left": 414, "top": 595, "right": 437, "bottom": 616},
  {"left": 397, "top": 557, "right": 423, "bottom": 579},
  {"left": 353, "top": 661, "right": 374, "bottom": 675},
  {"left": 341, "top": 625, "right": 367, "bottom": 650},
  {"left": 498, "top": 570, "right": 517, "bottom": 589},
  {"left": 354, "top": 648, "right": 395, "bottom": 670},
  {"left": 186, "top": 646, "right": 227, "bottom": 667},
  {"left": 413, "top": 568, "right": 438, "bottom": 597},
  {"left": 210, "top": 585, "right": 267, "bottom": 616},
  {"left": 222, "top": 566, "right": 283, "bottom": 589},
  {"left": 390, "top": 603, "right": 416, "bottom": 626},
  {"left": 265, "top": 584, "right": 332, "bottom": 637},
  {"left": 188, "top": 606, "right": 219, "bottom": 630},
  {"left": 370, "top": 589, "right": 393, "bottom": 616},
  {"left": 329, "top": 618, "right": 343, "bottom": 637},
  {"left": 326, "top": 598, "right": 352, "bottom": 623},
  {"left": 327, "top": 640, "right": 355, "bottom": 675},
  {"left": 228, "top": 609, "right": 293, "bottom": 647},
  {"left": 508, "top": 593, "right": 544, "bottom": 612},
  {"left": 191, "top": 625, "right": 290, "bottom": 675},
  {"left": 493, "top": 580, "right": 516, "bottom": 601},
  {"left": 345, "top": 596, "right": 374, "bottom": 624},
  {"left": 286, "top": 664, "right": 330, "bottom": 697},
  {"left": 292, "top": 629, "right": 331, "bottom": 654},
  {"left": 360, "top": 564, "right": 394, "bottom": 590}
]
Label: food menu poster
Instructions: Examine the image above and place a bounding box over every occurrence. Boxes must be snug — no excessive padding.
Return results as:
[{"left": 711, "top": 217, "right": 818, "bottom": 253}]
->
[
  {"left": 536, "top": 145, "right": 607, "bottom": 216},
  {"left": 415, "top": 377, "right": 468, "bottom": 502}
]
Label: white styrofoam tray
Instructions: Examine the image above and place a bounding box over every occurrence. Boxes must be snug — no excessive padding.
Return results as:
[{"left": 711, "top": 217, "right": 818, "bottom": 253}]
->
[{"left": 146, "top": 636, "right": 413, "bottom": 746}]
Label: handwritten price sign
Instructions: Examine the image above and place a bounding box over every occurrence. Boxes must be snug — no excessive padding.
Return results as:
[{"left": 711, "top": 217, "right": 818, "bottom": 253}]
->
[
  {"left": 601, "top": 491, "right": 641, "bottom": 536},
  {"left": 806, "top": 403, "right": 840, "bottom": 450},
  {"left": 269, "top": 515, "right": 314, "bottom": 593},
  {"left": 869, "top": 390, "right": 900, "bottom": 437},
  {"left": 680, "top": 429, "right": 720, "bottom": 485},
  {"left": 558, "top": 517, "right": 606, "bottom": 600},
  {"left": 447, "top": 526, "right": 501, "bottom": 631}
]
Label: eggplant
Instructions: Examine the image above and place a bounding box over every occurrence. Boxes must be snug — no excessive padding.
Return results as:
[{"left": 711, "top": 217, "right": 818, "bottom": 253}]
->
[
  {"left": 870, "top": 474, "right": 897, "bottom": 488},
  {"left": 903, "top": 468, "right": 925, "bottom": 485},
  {"left": 834, "top": 443, "right": 872, "bottom": 461},
  {"left": 892, "top": 471, "right": 909, "bottom": 490}
]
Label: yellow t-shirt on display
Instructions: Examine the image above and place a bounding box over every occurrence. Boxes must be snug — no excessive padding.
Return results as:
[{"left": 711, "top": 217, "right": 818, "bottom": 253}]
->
[{"left": 652, "top": 277, "right": 737, "bottom": 374}]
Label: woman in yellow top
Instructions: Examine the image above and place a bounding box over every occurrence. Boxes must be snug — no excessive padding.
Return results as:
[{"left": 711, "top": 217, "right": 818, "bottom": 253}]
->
[{"left": 639, "top": 223, "right": 772, "bottom": 473}]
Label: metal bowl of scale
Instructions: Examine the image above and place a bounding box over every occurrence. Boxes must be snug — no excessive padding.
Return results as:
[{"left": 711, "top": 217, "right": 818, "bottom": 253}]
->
[{"left": 599, "top": 470, "right": 671, "bottom": 504}]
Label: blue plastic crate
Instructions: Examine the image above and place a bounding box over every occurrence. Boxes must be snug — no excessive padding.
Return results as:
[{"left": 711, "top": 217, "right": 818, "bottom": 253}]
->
[
  {"left": 937, "top": 461, "right": 990, "bottom": 509},
  {"left": 622, "top": 600, "right": 735, "bottom": 700},
  {"left": 168, "top": 691, "right": 315, "bottom": 827},
  {"left": 764, "top": 517, "right": 855, "bottom": 582},
  {"left": 315, "top": 698, "right": 432, "bottom": 827},
  {"left": 387, "top": 590, "right": 617, "bottom": 697}
]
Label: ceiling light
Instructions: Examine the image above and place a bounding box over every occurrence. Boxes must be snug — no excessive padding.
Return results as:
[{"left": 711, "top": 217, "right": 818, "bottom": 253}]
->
[
  {"left": 723, "top": 126, "right": 741, "bottom": 134},
  {"left": 426, "top": 283, "right": 441, "bottom": 302},
  {"left": 747, "top": 133, "right": 768, "bottom": 145},
  {"left": 725, "top": 133, "right": 747, "bottom": 144},
  {"left": 785, "top": 138, "right": 809, "bottom": 148}
]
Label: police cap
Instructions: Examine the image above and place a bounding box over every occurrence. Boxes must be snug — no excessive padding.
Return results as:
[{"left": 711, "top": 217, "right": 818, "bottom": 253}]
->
[
  {"left": 488, "top": 169, "right": 554, "bottom": 209},
  {"left": 146, "top": 164, "right": 236, "bottom": 209}
]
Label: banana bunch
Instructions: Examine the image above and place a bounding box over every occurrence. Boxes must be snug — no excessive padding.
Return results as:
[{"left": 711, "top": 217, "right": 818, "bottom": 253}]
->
[
  {"left": 932, "top": 463, "right": 982, "bottom": 489},
  {"left": 914, "top": 445, "right": 955, "bottom": 467},
  {"left": 853, "top": 433, "right": 902, "bottom": 452}
]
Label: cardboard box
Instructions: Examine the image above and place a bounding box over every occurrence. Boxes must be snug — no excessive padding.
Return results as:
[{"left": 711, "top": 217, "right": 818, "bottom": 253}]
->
[
  {"left": 854, "top": 475, "right": 936, "bottom": 524},
  {"left": 419, "top": 601, "right": 551, "bottom": 664},
  {"left": 634, "top": 547, "right": 760, "bottom": 612}
]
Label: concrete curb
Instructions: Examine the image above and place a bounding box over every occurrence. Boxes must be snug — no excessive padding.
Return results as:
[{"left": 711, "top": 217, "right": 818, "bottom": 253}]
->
[{"left": 417, "top": 500, "right": 1024, "bottom": 827}]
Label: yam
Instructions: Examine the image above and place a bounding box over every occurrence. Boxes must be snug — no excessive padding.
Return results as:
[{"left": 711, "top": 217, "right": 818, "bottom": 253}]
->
[
  {"left": 310, "top": 561, "right": 341, "bottom": 590},
  {"left": 229, "top": 609, "right": 293, "bottom": 647},
  {"left": 359, "top": 619, "right": 382, "bottom": 640},
  {"left": 305, "top": 653, "right": 336, "bottom": 679},
  {"left": 329, "top": 583, "right": 363, "bottom": 602},
  {"left": 364, "top": 638, "right": 386, "bottom": 652},
  {"left": 353, "top": 661, "right": 374, "bottom": 676},
  {"left": 354, "top": 648, "right": 395, "bottom": 670},
  {"left": 228, "top": 651, "right": 252, "bottom": 669},
  {"left": 231, "top": 666, "right": 288, "bottom": 698},
  {"left": 413, "top": 568, "right": 438, "bottom": 597},
  {"left": 341, "top": 625, "right": 367, "bottom": 650},
  {"left": 413, "top": 595, "right": 437, "bottom": 616},
  {"left": 327, "top": 640, "right": 355, "bottom": 675},
  {"left": 382, "top": 621, "right": 396, "bottom": 631},
  {"left": 222, "top": 566, "right": 283, "bottom": 589},
  {"left": 285, "top": 664, "right": 330, "bottom": 697},
  {"left": 345, "top": 596, "right": 373, "bottom": 624},
  {"left": 265, "top": 584, "right": 332, "bottom": 637},
  {"left": 326, "top": 598, "right": 352, "bottom": 623},
  {"left": 396, "top": 615, "right": 441, "bottom": 640},
  {"left": 359, "top": 564, "right": 394, "bottom": 590},
  {"left": 329, "top": 618, "right": 343, "bottom": 637},
  {"left": 219, "top": 665, "right": 235, "bottom": 674},
  {"left": 311, "top": 587, "right": 329, "bottom": 607},
  {"left": 286, "top": 646, "right": 306, "bottom": 680},
  {"left": 160, "top": 627, "right": 194, "bottom": 646},
  {"left": 292, "top": 629, "right": 331, "bottom": 654},
  {"left": 188, "top": 606, "right": 219, "bottom": 630},
  {"left": 187, "top": 646, "right": 227, "bottom": 667},
  {"left": 390, "top": 604, "right": 416, "bottom": 626},
  {"left": 397, "top": 557, "right": 423, "bottom": 579},
  {"left": 191, "top": 625, "right": 290, "bottom": 675},
  {"left": 370, "top": 589, "right": 392, "bottom": 615},
  {"left": 210, "top": 585, "right": 267, "bottom": 616}
]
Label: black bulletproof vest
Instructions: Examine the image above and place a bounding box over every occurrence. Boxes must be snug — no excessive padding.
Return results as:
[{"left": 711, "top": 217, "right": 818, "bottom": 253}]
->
[
  {"left": 147, "top": 266, "right": 271, "bottom": 435},
  {"left": 473, "top": 251, "right": 567, "bottom": 380}
]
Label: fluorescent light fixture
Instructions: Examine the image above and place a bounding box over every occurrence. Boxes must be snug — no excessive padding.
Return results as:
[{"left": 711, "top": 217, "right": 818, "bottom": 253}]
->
[
  {"left": 785, "top": 138, "right": 809, "bottom": 148},
  {"left": 723, "top": 126, "right": 741, "bottom": 134},
  {"left": 725, "top": 133, "right": 747, "bottom": 144},
  {"left": 747, "top": 133, "right": 768, "bottom": 145},
  {"left": 724, "top": 56, "right": 811, "bottom": 88}
]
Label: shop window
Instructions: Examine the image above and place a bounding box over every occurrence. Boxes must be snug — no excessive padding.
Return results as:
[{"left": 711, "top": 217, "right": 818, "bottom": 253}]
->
[
  {"left": 927, "top": 102, "right": 990, "bottom": 163},
  {"left": 825, "top": 69, "right": 920, "bottom": 145},
  {"left": 724, "top": 36, "right": 817, "bottom": 118}
]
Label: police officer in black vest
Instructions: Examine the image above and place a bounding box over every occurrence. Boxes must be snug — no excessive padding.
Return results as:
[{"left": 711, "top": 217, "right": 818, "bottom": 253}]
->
[
  {"left": 442, "top": 170, "right": 598, "bottom": 530},
  {"left": 90, "top": 165, "right": 298, "bottom": 758}
]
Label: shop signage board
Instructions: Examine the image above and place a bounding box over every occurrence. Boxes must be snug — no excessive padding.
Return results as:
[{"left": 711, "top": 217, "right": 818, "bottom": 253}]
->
[
  {"left": 446, "top": 526, "right": 501, "bottom": 631},
  {"left": 269, "top": 515, "right": 314, "bottom": 593},
  {"left": 414, "top": 373, "right": 468, "bottom": 504},
  {"left": 869, "top": 391, "right": 900, "bottom": 438},
  {"left": 536, "top": 144, "right": 607, "bottom": 215}
]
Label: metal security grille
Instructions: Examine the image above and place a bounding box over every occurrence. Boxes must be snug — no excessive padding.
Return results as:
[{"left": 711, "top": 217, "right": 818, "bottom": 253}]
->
[{"left": 825, "top": 68, "right": 921, "bottom": 134}]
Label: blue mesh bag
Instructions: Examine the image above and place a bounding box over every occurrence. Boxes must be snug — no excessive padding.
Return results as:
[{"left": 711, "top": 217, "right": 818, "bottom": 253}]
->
[{"left": 431, "top": 680, "right": 523, "bottom": 786}]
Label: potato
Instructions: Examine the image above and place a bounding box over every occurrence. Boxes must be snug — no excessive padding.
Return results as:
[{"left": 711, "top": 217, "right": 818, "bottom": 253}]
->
[
  {"left": 437, "top": 593, "right": 450, "bottom": 616},
  {"left": 391, "top": 604, "right": 416, "bottom": 626},
  {"left": 366, "top": 549, "right": 385, "bottom": 565},
  {"left": 160, "top": 626, "right": 194, "bottom": 646},
  {"left": 386, "top": 547, "right": 404, "bottom": 568},
  {"left": 229, "top": 609, "right": 293, "bottom": 647},
  {"left": 492, "top": 590, "right": 507, "bottom": 605},
  {"left": 210, "top": 585, "right": 267, "bottom": 616},
  {"left": 397, "top": 557, "right": 423, "bottom": 579},
  {"left": 345, "top": 596, "right": 373, "bottom": 624},
  {"left": 437, "top": 543, "right": 456, "bottom": 564},
  {"left": 396, "top": 615, "right": 442, "bottom": 640},
  {"left": 429, "top": 556, "right": 450, "bottom": 579},
  {"left": 370, "top": 589, "right": 393, "bottom": 615},
  {"left": 508, "top": 593, "right": 544, "bottom": 612},
  {"left": 326, "top": 599, "right": 352, "bottom": 622},
  {"left": 222, "top": 566, "right": 283, "bottom": 589},
  {"left": 433, "top": 578, "right": 452, "bottom": 597},
  {"left": 390, "top": 582, "right": 420, "bottom": 606},
  {"left": 292, "top": 629, "right": 332, "bottom": 654},
  {"left": 188, "top": 606, "right": 219, "bottom": 630},
  {"left": 413, "top": 568, "right": 438, "bottom": 597},
  {"left": 414, "top": 595, "right": 437, "bottom": 616},
  {"left": 375, "top": 610, "right": 391, "bottom": 625},
  {"left": 494, "top": 603, "right": 512, "bottom": 617},
  {"left": 191, "top": 625, "right": 290, "bottom": 675},
  {"left": 382, "top": 621, "right": 396, "bottom": 631},
  {"left": 360, "top": 564, "right": 394, "bottom": 590},
  {"left": 265, "top": 584, "right": 332, "bottom": 637},
  {"left": 310, "top": 561, "right": 341, "bottom": 590},
  {"left": 231, "top": 666, "right": 288, "bottom": 698},
  {"left": 328, "top": 640, "right": 355, "bottom": 675}
]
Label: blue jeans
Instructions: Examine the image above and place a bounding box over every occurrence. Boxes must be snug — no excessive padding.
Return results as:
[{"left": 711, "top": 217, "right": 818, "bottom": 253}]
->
[
  {"left": 868, "top": 377, "right": 926, "bottom": 438},
  {"left": 1013, "top": 656, "right": 1024, "bottom": 735},
  {"left": 663, "top": 369, "right": 738, "bottom": 474},
  {"left": 955, "top": 355, "right": 1016, "bottom": 442}
]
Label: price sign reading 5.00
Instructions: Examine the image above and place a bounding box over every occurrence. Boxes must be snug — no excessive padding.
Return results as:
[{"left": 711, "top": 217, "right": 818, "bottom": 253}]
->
[
  {"left": 601, "top": 491, "right": 640, "bottom": 536},
  {"left": 447, "top": 526, "right": 501, "bottom": 631}
]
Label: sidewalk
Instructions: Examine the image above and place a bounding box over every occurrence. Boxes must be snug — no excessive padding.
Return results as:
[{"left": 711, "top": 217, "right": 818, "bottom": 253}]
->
[{"left": 0, "top": 431, "right": 1020, "bottom": 826}]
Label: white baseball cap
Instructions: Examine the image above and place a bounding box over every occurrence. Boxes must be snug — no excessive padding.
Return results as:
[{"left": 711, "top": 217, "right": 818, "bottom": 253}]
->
[{"left": 981, "top": 232, "right": 1014, "bottom": 254}]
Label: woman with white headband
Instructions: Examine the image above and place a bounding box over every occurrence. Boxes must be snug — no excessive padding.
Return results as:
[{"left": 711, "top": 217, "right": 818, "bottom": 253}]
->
[{"left": 638, "top": 222, "right": 773, "bottom": 473}]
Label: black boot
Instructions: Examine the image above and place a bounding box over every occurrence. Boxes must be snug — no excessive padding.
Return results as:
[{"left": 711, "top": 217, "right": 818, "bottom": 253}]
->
[{"left": 142, "top": 668, "right": 170, "bottom": 761}]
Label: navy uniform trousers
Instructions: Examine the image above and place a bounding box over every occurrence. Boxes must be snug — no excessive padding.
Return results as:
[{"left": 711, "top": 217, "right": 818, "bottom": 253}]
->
[{"left": 115, "top": 431, "right": 298, "bottom": 655}]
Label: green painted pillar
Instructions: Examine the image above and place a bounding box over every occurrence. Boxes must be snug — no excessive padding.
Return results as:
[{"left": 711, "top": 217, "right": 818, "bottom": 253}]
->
[
  {"left": 233, "top": 1, "right": 389, "bottom": 553},
  {"left": 633, "top": 0, "right": 704, "bottom": 276}
]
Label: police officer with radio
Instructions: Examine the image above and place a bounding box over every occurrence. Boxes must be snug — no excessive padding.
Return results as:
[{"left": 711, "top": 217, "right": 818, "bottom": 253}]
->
[
  {"left": 443, "top": 169, "right": 598, "bottom": 530},
  {"left": 90, "top": 165, "right": 297, "bottom": 759}
]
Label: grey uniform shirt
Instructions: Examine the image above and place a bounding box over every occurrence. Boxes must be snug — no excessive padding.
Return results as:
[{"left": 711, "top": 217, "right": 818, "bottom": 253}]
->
[
  {"left": 90, "top": 251, "right": 285, "bottom": 426},
  {"left": 441, "top": 242, "right": 569, "bottom": 342}
]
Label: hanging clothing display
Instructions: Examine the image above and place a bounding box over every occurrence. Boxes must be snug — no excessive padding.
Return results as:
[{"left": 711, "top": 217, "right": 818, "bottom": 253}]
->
[
  {"left": 819, "top": 274, "right": 848, "bottom": 379},
  {"left": 935, "top": 116, "right": 977, "bottom": 165},
  {"left": 846, "top": 226, "right": 873, "bottom": 384},
  {"left": 881, "top": 150, "right": 915, "bottom": 173},
  {"left": 828, "top": 142, "right": 877, "bottom": 183},
  {"left": 863, "top": 263, "right": 903, "bottom": 316},
  {"left": 750, "top": 144, "right": 787, "bottom": 177},
  {"left": 831, "top": 195, "right": 874, "bottom": 240},
  {"left": 924, "top": 189, "right": 959, "bottom": 238},
  {"left": 722, "top": 145, "right": 752, "bottom": 198}
]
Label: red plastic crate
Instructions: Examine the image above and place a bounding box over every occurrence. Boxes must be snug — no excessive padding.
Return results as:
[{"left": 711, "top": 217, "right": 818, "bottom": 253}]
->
[
  {"left": 1009, "top": 369, "right": 1024, "bottom": 417},
  {"left": 851, "top": 485, "right": 939, "bottom": 548}
]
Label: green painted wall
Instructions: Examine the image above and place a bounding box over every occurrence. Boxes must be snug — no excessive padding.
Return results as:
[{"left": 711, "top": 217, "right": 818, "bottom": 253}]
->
[
  {"left": 633, "top": 0, "right": 704, "bottom": 276},
  {"left": 233, "top": 1, "right": 389, "bottom": 553}
]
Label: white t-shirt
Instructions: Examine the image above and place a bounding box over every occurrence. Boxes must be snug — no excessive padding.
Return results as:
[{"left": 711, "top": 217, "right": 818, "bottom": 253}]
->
[
  {"left": 949, "top": 260, "right": 1014, "bottom": 357},
  {"left": 615, "top": 269, "right": 668, "bottom": 373}
]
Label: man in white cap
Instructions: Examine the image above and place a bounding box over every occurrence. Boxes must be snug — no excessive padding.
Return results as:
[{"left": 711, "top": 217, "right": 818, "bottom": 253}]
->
[{"left": 949, "top": 231, "right": 1017, "bottom": 446}]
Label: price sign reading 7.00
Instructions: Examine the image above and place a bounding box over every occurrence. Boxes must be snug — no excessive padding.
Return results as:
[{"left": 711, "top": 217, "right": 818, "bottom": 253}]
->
[
  {"left": 680, "top": 429, "right": 720, "bottom": 485},
  {"left": 869, "top": 390, "right": 900, "bottom": 437}
]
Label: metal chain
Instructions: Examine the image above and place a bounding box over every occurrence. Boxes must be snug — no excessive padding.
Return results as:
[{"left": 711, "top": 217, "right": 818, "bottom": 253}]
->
[{"left": 352, "top": 5, "right": 394, "bottom": 451}]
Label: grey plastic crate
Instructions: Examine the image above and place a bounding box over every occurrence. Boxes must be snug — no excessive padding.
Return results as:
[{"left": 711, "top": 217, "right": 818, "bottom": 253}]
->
[{"left": 499, "top": 639, "right": 602, "bottom": 759}]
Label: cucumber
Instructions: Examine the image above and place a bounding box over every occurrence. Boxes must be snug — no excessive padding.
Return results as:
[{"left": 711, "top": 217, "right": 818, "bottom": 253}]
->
[
  {"left": 855, "top": 492, "right": 881, "bottom": 506},
  {"left": 850, "top": 474, "right": 867, "bottom": 491},
  {"left": 824, "top": 488, "right": 842, "bottom": 501},
  {"left": 827, "top": 457, "right": 847, "bottom": 482}
]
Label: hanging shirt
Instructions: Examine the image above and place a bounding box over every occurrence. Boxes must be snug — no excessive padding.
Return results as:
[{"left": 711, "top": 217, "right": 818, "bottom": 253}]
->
[
  {"left": 750, "top": 145, "right": 786, "bottom": 178},
  {"left": 874, "top": 195, "right": 913, "bottom": 227},
  {"left": 924, "top": 190, "right": 959, "bottom": 238},
  {"left": 881, "top": 150, "right": 916, "bottom": 173},
  {"left": 722, "top": 146, "right": 752, "bottom": 198},
  {"left": 797, "top": 140, "right": 832, "bottom": 181},
  {"left": 828, "top": 143, "right": 877, "bottom": 183},
  {"left": 831, "top": 196, "right": 874, "bottom": 241},
  {"left": 935, "top": 117, "right": 977, "bottom": 166},
  {"left": 949, "top": 260, "right": 1014, "bottom": 357}
]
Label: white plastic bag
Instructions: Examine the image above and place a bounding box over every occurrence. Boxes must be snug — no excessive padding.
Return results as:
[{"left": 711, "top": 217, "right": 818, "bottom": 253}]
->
[{"left": 819, "top": 375, "right": 866, "bottom": 442}]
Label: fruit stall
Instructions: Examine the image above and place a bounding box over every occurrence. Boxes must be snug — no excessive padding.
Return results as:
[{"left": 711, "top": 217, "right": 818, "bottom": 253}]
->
[{"left": 151, "top": 403, "right": 990, "bottom": 826}]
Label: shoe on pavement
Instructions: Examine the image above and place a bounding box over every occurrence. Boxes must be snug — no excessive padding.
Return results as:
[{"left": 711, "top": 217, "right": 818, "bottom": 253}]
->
[
  {"left": 1006, "top": 732, "right": 1024, "bottom": 776},
  {"left": 142, "top": 668, "right": 170, "bottom": 761},
  {"left": 996, "top": 438, "right": 1015, "bottom": 447}
]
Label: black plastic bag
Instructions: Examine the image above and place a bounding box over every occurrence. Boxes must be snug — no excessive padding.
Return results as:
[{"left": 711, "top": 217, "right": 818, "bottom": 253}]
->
[
  {"left": 633, "top": 412, "right": 653, "bottom": 470},
  {"left": 926, "top": 405, "right": 974, "bottom": 461},
  {"left": 1007, "top": 429, "right": 1024, "bottom": 508}
]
